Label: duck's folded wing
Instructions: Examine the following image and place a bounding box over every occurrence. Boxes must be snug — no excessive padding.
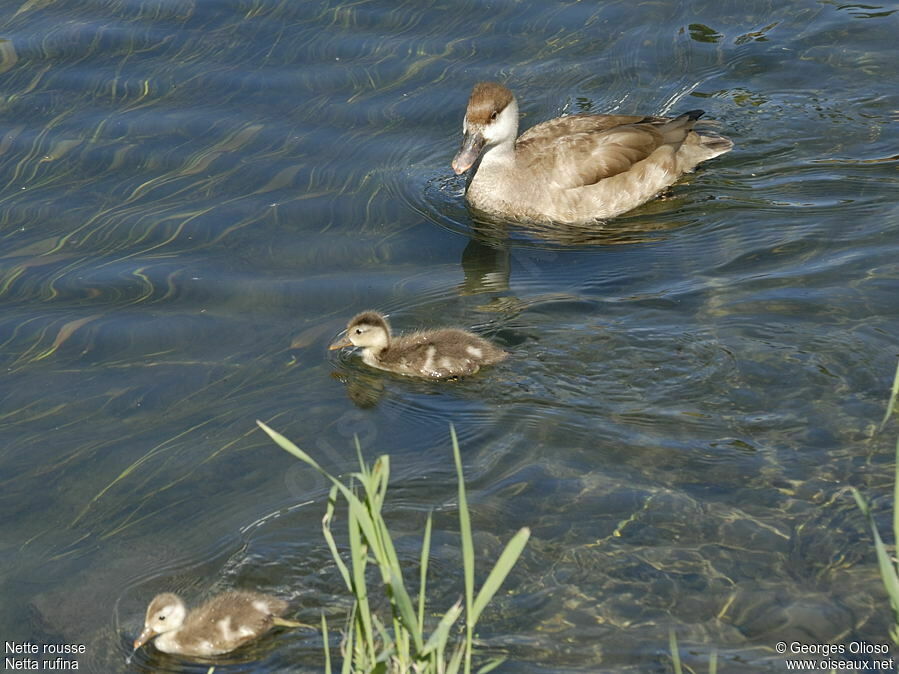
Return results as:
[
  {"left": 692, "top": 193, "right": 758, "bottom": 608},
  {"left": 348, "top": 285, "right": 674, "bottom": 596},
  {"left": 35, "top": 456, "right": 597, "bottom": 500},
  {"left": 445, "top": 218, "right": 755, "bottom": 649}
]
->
[
  {"left": 519, "top": 124, "right": 673, "bottom": 190},
  {"left": 517, "top": 113, "right": 653, "bottom": 143}
]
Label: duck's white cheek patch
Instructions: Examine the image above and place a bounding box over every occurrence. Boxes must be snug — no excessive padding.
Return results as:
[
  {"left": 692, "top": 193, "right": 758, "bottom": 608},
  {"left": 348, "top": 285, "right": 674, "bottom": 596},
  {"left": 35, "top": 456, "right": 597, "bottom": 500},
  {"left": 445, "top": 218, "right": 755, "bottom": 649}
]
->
[
  {"left": 253, "top": 600, "right": 271, "bottom": 614},
  {"left": 466, "top": 346, "right": 483, "bottom": 358}
]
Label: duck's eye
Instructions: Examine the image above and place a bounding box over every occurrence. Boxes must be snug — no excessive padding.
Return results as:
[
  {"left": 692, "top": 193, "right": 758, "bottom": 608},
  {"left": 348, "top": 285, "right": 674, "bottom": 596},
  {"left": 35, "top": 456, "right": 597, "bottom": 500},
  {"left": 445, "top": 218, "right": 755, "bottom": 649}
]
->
[
  {"left": 355, "top": 328, "right": 363, "bottom": 334},
  {"left": 490, "top": 111, "right": 498, "bottom": 121},
  {"left": 159, "top": 616, "right": 166, "bottom": 621}
]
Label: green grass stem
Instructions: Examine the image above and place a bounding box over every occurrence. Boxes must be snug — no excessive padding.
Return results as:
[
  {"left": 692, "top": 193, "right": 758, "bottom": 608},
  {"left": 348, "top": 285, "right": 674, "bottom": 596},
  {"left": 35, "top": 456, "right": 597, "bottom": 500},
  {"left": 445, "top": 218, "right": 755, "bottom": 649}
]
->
[
  {"left": 258, "top": 420, "right": 529, "bottom": 673},
  {"left": 852, "top": 435, "right": 899, "bottom": 645},
  {"left": 880, "top": 360, "right": 899, "bottom": 433}
]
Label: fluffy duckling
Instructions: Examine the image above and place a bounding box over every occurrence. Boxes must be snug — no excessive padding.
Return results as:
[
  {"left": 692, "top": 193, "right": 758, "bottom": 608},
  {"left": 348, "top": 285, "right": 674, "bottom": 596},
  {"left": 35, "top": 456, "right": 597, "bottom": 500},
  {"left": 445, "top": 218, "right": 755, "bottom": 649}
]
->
[
  {"left": 330, "top": 311, "right": 506, "bottom": 378},
  {"left": 133, "top": 591, "right": 310, "bottom": 657},
  {"left": 452, "top": 81, "right": 733, "bottom": 224}
]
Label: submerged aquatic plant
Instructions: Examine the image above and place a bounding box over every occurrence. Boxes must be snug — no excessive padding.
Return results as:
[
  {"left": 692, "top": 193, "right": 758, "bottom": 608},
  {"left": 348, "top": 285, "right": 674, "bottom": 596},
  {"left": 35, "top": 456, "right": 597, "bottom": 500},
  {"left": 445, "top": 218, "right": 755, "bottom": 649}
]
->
[
  {"left": 881, "top": 361, "right": 899, "bottom": 433},
  {"left": 853, "top": 360, "right": 899, "bottom": 645},
  {"left": 852, "top": 434, "right": 899, "bottom": 646},
  {"left": 668, "top": 629, "right": 717, "bottom": 674},
  {"left": 258, "top": 421, "right": 529, "bottom": 674}
]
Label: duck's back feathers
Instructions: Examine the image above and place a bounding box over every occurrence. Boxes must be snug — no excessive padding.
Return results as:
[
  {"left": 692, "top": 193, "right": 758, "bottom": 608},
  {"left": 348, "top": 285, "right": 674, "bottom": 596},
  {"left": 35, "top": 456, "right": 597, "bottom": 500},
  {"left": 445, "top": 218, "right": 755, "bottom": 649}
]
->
[
  {"left": 516, "top": 110, "right": 714, "bottom": 191},
  {"left": 380, "top": 329, "right": 507, "bottom": 378}
]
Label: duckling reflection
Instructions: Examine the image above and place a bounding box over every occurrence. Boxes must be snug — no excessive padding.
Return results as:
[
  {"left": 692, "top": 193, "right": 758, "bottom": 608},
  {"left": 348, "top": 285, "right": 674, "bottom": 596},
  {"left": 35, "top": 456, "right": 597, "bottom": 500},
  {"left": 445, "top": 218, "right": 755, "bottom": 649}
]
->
[
  {"left": 133, "top": 591, "right": 312, "bottom": 658},
  {"left": 330, "top": 311, "right": 506, "bottom": 379}
]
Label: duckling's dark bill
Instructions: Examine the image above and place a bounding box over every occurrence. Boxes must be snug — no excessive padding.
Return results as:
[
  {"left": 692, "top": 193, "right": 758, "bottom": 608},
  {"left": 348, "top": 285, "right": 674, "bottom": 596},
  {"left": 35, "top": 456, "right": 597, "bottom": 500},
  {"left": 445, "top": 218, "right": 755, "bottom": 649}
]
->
[{"left": 452, "top": 131, "right": 485, "bottom": 174}]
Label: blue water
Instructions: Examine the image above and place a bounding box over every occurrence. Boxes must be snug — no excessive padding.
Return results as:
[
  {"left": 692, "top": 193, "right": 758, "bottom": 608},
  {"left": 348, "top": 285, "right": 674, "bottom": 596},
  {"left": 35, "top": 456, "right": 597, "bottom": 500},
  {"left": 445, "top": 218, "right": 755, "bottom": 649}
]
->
[{"left": 1, "top": 0, "right": 897, "bottom": 671}]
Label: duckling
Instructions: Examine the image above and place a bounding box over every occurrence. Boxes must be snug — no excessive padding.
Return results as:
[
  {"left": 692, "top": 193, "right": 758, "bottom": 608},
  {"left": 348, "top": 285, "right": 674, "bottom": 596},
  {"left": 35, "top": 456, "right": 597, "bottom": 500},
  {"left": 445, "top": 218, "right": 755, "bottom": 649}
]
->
[
  {"left": 329, "top": 311, "right": 506, "bottom": 378},
  {"left": 452, "top": 81, "right": 733, "bottom": 224},
  {"left": 133, "top": 591, "right": 311, "bottom": 658}
]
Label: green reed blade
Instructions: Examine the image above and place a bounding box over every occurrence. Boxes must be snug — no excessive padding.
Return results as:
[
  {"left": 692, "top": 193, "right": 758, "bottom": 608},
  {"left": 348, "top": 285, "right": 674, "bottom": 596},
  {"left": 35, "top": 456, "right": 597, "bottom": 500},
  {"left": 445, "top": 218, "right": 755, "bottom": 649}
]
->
[
  {"left": 447, "top": 641, "right": 465, "bottom": 674},
  {"left": 322, "top": 613, "right": 331, "bottom": 674},
  {"left": 852, "top": 486, "right": 899, "bottom": 634},
  {"left": 389, "top": 567, "right": 423, "bottom": 652},
  {"left": 422, "top": 599, "right": 463, "bottom": 656},
  {"left": 450, "top": 424, "right": 475, "bottom": 674},
  {"left": 418, "top": 512, "right": 433, "bottom": 633},
  {"left": 470, "top": 527, "right": 530, "bottom": 626},
  {"left": 323, "top": 485, "right": 353, "bottom": 593},
  {"left": 893, "top": 436, "right": 899, "bottom": 562},
  {"left": 258, "top": 421, "right": 382, "bottom": 566},
  {"left": 348, "top": 503, "right": 376, "bottom": 661},
  {"left": 475, "top": 658, "right": 507, "bottom": 674},
  {"left": 669, "top": 629, "right": 683, "bottom": 674},
  {"left": 880, "top": 361, "right": 899, "bottom": 432}
]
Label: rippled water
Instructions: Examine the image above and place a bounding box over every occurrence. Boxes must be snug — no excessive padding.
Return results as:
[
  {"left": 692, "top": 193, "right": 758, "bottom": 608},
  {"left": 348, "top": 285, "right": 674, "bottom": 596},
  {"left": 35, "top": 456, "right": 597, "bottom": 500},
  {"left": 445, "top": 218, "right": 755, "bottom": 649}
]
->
[{"left": 1, "top": 0, "right": 897, "bottom": 671}]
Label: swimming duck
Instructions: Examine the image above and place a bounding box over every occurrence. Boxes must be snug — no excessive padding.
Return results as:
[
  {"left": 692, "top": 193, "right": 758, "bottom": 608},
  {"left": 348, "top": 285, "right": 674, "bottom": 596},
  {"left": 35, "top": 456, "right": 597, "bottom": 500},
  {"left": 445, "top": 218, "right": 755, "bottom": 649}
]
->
[
  {"left": 452, "top": 81, "right": 733, "bottom": 224},
  {"left": 133, "top": 591, "right": 310, "bottom": 657},
  {"left": 329, "top": 311, "right": 506, "bottom": 378}
]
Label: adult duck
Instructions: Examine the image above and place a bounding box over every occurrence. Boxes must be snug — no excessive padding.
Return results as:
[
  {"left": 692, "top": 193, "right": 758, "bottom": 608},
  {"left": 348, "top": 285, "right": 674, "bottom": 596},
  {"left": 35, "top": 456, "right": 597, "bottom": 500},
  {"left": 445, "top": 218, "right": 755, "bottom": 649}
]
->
[{"left": 452, "top": 81, "right": 733, "bottom": 224}]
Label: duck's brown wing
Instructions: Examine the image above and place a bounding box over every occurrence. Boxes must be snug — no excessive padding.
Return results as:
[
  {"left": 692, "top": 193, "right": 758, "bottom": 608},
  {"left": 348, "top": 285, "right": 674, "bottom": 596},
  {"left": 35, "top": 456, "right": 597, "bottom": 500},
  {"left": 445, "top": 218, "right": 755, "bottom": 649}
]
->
[
  {"left": 516, "top": 112, "right": 699, "bottom": 191},
  {"left": 517, "top": 113, "right": 654, "bottom": 143}
]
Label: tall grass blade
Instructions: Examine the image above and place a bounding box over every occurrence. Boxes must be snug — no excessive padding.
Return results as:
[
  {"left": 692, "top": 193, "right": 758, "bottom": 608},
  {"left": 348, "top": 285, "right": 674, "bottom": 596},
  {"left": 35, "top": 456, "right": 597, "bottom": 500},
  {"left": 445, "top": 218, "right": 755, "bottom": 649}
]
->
[
  {"left": 261, "top": 422, "right": 531, "bottom": 673},
  {"left": 470, "top": 527, "right": 530, "bottom": 625},
  {"left": 257, "top": 421, "right": 383, "bottom": 571},
  {"left": 893, "top": 436, "right": 899, "bottom": 565},
  {"left": 347, "top": 503, "right": 376, "bottom": 661},
  {"left": 372, "top": 454, "right": 390, "bottom": 514},
  {"left": 418, "top": 513, "right": 433, "bottom": 633},
  {"left": 341, "top": 605, "right": 356, "bottom": 674},
  {"left": 388, "top": 568, "right": 423, "bottom": 652},
  {"left": 323, "top": 485, "right": 353, "bottom": 592},
  {"left": 669, "top": 629, "right": 683, "bottom": 674},
  {"left": 709, "top": 647, "right": 718, "bottom": 674},
  {"left": 422, "top": 600, "right": 463, "bottom": 655},
  {"left": 450, "top": 424, "right": 475, "bottom": 674},
  {"left": 447, "top": 641, "right": 465, "bottom": 674},
  {"left": 322, "top": 613, "right": 332, "bottom": 674},
  {"left": 880, "top": 361, "right": 899, "bottom": 432},
  {"left": 852, "top": 486, "right": 899, "bottom": 641},
  {"left": 355, "top": 436, "right": 371, "bottom": 481},
  {"left": 475, "top": 658, "right": 506, "bottom": 674}
]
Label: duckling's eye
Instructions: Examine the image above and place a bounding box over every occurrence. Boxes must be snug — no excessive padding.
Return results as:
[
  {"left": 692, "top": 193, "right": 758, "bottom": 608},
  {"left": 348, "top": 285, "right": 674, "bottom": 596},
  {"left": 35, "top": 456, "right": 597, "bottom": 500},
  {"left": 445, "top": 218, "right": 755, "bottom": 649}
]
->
[
  {"left": 355, "top": 328, "right": 363, "bottom": 334},
  {"left": 158, "top": 615, "right": 166, "bottom": 621},
  {"left": 490, "top": 111, "right": 498, "bottom": 121}
]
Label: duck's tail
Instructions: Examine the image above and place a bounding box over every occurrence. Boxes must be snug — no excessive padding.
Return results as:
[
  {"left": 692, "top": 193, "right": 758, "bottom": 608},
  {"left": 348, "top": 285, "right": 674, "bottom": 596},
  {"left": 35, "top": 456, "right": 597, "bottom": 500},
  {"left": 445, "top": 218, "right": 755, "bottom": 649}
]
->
[{"left": 662, "top": 110, "right": 734, "bottom": 166}]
